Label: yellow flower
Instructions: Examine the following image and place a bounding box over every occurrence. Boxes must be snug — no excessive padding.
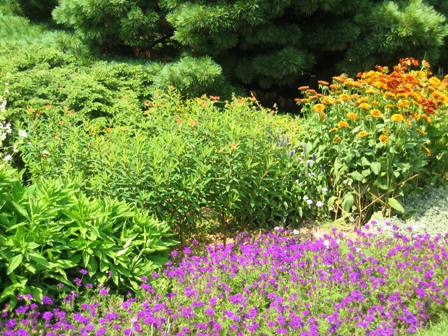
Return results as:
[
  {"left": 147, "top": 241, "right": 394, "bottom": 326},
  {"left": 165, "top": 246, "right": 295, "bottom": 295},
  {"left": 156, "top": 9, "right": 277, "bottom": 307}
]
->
[
  {"left": 358, "top": 103, "right": 371, "bottom": 110},
  {"left": 323, "top": 97, "right": 336, "bottom": 105},
  {"left": 356, "top": 97, "right": 369, "bottom": 104},
  {"left": 391, "top": 114, "right": 405, "bottom": 122},
  {"left": 397, "top": 99, "right": 410, "bottom": 108},
  {"left": 379, "top": 134, "right": 389, "bottom": 144},
  {"left": 339, "top": 94, "right": 350, "bottom": 101},
  {"left": 347, "top": 112, "right": 358, "bottom": 121},
  {"left": 337, "top": 120, "right": 349, "bottom": 129},
  {"left": 428, "top": 77, "right": 441, "bottom": 87},
  {"left": 424, "top": 146, "right": 431, "bottom": 156},
  {"left": 357, "top": 130, "right": 368, "bottom": 138},
  {"left": 366, "top": 88, "right": 378, "bottom": 94},
  {"left": 370, "top": 109, "right": 382, "bottom": 118},
  {"left": 329, "top": 127, "right": 338, "bottom": 133},
  {"left": 385, "top": 104, "right": 395, "bottom": 109},
  {"left": 385, "top": 92, "right": 396, "bottom": 99},
  {"left": 313, "top": 104, "right": 326, "bottom": 113}
]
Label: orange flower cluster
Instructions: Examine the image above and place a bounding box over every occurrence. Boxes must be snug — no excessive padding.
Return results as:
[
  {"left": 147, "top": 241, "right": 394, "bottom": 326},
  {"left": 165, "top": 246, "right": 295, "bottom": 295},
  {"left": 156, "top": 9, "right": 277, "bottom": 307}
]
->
[{"left": 297, "top": 58, "right": 447, "bottom": 147}]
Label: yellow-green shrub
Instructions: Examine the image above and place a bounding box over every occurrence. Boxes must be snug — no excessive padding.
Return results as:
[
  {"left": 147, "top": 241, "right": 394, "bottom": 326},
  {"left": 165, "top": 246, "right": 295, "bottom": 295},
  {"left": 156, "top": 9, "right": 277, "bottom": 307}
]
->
[{"left": 19, "top": 92, "right": 329, "bottom": 238}]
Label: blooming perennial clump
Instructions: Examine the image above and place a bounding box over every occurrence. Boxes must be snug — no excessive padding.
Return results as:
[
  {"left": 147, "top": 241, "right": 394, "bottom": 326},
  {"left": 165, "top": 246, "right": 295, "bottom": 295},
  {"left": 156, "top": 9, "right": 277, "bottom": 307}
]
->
[{"left": 1, "top": 225, "right": 447, "bottom": 336}]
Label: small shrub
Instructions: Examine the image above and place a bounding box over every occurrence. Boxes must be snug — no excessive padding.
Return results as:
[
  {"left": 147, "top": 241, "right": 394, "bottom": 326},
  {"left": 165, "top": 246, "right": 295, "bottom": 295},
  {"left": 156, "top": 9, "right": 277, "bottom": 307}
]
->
[
  {"left": 0, "top": 165, "right": 176, "bottom": 307},
  {"left": 0, "top": 48, "right": 162, "bottom": 122},
  {"left": 297, "top": 58, "right": 448, "bottom": 224},
  {"left": 19, "top": 92, "right": 329, "bottom": 238}
]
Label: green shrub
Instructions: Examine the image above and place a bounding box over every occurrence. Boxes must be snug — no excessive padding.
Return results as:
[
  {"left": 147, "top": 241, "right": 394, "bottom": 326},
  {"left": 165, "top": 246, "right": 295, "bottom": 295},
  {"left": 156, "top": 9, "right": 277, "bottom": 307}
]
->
[
  {"left": 297, "top": 58, "right": 448, "bottom": 224},
  {"left": 0, "top": 164, "right": 176, "bottom": 307},
  {"left": 0, "top": 47, "right": 162, "bottom": 122},
  {"left": 19, "top": 92, "right": 329, "bottom": 238}
]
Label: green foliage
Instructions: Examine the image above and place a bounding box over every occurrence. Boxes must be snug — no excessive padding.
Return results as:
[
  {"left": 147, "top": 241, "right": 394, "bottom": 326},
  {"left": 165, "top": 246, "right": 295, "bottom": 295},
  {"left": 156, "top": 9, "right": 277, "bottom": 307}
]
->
[
  {"left": 340, "top": 0, "right": 448, "bottom": 72},
  {"left": 18, "top": 92, "right": 329, "bottom": 238},
  {"left": 53, "top": 0, "right": 171, "bottom": 53},
  {"left": 162, "top": 0, "right": 448, "bottom": 94},
  {"left": 18, "top": 0, "right": 58, "bottom": 21},
  {"left": 154, "top": 56, "right": 237, "bottom": 98},
  {"left": 297, "top": 59, "right": 448, "bottom": 224},
  {"left": 0, "top": 46, "right": 163, "bottom": 122},
  {"left": 0, "top": 164, "right": 176, "bottom": 307}
]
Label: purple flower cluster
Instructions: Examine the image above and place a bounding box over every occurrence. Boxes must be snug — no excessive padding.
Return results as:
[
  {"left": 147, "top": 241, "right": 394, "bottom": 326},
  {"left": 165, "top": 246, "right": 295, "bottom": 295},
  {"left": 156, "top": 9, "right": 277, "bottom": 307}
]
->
[{"left": 1, "top": 225, "right": 447, "bottom": 335}]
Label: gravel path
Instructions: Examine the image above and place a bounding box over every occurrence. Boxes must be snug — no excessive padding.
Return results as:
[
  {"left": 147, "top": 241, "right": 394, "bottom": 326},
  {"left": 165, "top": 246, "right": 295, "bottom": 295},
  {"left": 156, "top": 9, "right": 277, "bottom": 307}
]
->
[{"left": 367, "top": 184, "right": 448, "bottom": 237}]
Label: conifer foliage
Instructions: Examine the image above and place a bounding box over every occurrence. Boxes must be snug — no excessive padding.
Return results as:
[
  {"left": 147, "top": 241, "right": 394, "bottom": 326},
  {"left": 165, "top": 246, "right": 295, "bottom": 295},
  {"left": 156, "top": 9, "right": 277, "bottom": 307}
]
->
[
  {"left": 53, "top": 0, "right": 172, "bottom": 54},
  {"left": 27, "top": 0, "right": 448, "bottom": 97}
]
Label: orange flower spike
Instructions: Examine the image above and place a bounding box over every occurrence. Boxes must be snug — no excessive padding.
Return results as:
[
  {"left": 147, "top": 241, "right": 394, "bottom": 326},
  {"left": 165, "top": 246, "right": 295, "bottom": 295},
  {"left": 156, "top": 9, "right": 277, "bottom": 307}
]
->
[
  {"left": 318, "top": 80, "right": 330, "bottom": 86},
  {"left": 329, "top": 84, "right": 340, "bottom": 90},
  {"left": 298, "top": 86, "right": 310, "bottom": 91},
  {"left": 175, "top": 116, "right": 184, "bottom": 126}
]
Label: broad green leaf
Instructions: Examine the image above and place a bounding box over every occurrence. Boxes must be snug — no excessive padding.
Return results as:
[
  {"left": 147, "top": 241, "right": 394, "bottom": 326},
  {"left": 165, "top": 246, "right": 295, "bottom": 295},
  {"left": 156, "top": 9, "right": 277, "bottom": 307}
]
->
[
  {"left": 370, "top": 162, "right": 381, "bottom": 175},
  {"left": 350, "top": 171, "right": 364, "bottom": 182},
  {"left": 30, "top": 253, "right": 50, "bottom": 269},
  {"left": 7, "top": 254, "right": 23, "bottom": 275},
  {"left": 388, "top": 198, "right": 405, "bottom": 213},
  {"left": 11, "top": 202, "right": 28, "bottom": 219},
  {"left": 342, "top": 194, "right": 355, "bottom": 212}
]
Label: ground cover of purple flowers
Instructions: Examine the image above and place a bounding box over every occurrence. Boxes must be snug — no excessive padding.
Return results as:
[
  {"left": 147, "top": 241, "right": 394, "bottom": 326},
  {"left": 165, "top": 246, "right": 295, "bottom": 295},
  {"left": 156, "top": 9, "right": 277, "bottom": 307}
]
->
[{"left": 1, "top": 222, "right": 448, "bottom": 336}]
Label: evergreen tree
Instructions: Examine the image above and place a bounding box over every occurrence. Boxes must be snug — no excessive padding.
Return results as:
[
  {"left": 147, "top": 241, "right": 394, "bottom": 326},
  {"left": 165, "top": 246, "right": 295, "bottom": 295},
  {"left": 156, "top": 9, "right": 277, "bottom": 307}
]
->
[
  {"left": 52, "top": 0, "right": 448, "bottom": 101},
  {"left": 162, "top": 0, "right": 448, "bottom": 91},
  {"left": 53, "top": 0, "right": 173, "bottom": 55}
]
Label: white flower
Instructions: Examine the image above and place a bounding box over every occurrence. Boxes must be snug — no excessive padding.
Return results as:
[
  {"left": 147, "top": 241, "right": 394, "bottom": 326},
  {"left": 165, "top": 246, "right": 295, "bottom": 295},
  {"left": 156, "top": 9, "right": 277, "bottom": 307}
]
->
[
  {"left": 292, "top": 229, "right": 300, "bottom": 235},
  {"left": 274, "top": 226, "right": 282, "bottom": 231},
  {"left": 12, "top": 144, "right": 18, "bottom": 153},
  {"left": 3, "top": 154, "right": 12, "bottom": 161},
  {"left": 322, "top": 187, "right": 328, "bottom": 193},
  {"left": 0, "top": 100, "right": 6, "bottom": 112},
  {"left": 306, "top": 199, "right": 313, "bottom": 205},
  {"left": 18, "top": 130, "right": 28, "bottom": 138},
  {"left": 41, "top": 150, "right": 50, "bottom": 156},
  {"left": 303, "top": 195, "right": 309, "bottom": 200},
  {"left": 323, "top": 240, "right": 330, "bottom": 248},
  {"left": 316, "top": 201, "right": 324, "bottom": 207}
]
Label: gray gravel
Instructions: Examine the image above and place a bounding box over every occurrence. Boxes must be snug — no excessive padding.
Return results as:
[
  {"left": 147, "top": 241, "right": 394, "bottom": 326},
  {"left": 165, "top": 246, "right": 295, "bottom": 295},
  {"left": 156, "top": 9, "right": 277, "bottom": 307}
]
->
[{"left": 366, "top": 184, "right": 448, "bottom": 237}]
